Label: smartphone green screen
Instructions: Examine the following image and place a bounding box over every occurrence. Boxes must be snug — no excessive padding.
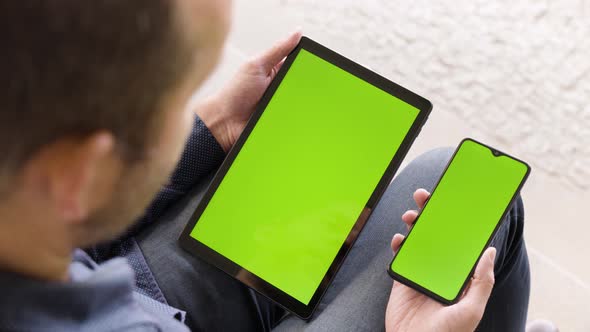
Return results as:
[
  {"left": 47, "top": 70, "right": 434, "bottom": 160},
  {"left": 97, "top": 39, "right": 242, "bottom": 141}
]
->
[
  {"left": 189, "top": 49, "right": 419, "bottom": 304},
  {"left": 390, "top": 139, "right": 529, "bottom": 302}
]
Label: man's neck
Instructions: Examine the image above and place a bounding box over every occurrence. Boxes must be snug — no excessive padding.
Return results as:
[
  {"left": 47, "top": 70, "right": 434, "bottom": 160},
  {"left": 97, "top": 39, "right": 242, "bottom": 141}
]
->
[{"left": 0, "top": 205, "right": 72, "bottom": 282}]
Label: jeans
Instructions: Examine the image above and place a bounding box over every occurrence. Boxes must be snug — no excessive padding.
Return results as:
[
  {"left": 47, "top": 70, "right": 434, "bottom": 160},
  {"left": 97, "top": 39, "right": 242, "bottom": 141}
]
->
[{"left": 136, "top": 147, "right": 530, "bottom": 331}]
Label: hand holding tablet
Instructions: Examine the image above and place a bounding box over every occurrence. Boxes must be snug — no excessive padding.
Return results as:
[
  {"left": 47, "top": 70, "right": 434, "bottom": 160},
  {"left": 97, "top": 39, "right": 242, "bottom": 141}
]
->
[{"left": 179, "top": 36, "right": 432, "bottom": 318}]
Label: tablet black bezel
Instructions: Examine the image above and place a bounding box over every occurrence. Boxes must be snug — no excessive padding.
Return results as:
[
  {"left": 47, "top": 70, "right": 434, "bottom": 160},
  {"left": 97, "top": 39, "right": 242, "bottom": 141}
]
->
[{"left": 179, "top": 36, "right": 432, "bottom": 319}]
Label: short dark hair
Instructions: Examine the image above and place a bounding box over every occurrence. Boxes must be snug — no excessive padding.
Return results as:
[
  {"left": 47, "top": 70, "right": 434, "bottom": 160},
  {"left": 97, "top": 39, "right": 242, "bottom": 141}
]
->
[{"left": 0, "top": 0, "right": 193, "bottom": 179}]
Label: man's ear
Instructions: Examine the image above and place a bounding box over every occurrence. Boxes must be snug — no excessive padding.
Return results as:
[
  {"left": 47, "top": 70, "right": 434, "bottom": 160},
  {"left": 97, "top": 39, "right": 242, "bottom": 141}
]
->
[{"left": 21, "top": 131, "right": 122, "bottom": 225}]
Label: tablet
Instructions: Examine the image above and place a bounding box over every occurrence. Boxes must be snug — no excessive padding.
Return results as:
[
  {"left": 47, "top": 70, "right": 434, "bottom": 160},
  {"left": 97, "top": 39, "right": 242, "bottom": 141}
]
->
[{"left": 179, "top": 36, "right": 432, "bottom": 319}]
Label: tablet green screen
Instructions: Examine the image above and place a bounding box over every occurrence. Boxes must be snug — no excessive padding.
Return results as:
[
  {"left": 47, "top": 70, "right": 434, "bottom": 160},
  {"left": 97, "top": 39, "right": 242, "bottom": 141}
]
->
[
  {"left": 190, "top": 49, "right": 419, "bottom": 304},
  {"left": 390, "top": 139, "right": 528, "bottom": 302}
]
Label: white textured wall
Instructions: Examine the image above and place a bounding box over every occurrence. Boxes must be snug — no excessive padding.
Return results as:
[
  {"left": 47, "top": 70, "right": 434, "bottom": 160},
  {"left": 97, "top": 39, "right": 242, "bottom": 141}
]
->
[{"left": 281, "top": 0, "right": 590, "bottom": 190}]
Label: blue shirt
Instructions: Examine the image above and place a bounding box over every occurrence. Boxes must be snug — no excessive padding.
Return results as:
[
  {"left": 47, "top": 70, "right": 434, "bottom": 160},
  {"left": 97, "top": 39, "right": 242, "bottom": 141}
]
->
[{"left": 0, "top": 115, "right": 227, "bottom": 331}]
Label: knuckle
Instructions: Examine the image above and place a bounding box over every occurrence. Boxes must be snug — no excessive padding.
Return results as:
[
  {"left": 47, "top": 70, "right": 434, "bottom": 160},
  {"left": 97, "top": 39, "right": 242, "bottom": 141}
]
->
[
  {"left": 473, "top": 272, "right": 495, "bottom": 289},
  {"left": 244, "top": 58, "right": 259, "bottom": 70},
  {"left": 466, "top": 307, "right": 483, "bottom": 323}
]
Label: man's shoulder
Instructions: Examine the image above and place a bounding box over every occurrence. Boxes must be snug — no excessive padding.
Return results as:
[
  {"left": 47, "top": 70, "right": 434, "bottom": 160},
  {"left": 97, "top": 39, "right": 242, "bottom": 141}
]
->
[{"left": 0, "top": 252, "right": 188, "bottom": 331}]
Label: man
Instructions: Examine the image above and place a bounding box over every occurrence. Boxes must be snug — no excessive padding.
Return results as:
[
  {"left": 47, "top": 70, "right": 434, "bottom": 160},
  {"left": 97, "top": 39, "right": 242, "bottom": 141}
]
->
[{"left": 0, "top": 0, "right": 539, "bottom": 331}]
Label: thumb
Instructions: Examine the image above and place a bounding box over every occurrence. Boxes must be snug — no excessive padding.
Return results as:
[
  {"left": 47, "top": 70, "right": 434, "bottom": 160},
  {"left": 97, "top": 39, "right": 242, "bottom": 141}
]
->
[
  {"left": 457, "top": 247, "right": 496, "bottom": 314},
  {"left": 256, "top": 30, "right": 302, "bottom": 73}
]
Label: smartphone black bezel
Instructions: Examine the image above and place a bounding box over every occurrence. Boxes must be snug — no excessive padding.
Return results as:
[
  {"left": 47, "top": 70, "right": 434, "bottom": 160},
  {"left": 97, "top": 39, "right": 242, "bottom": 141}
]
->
[
  {"left": 178, "top": 36, "right": 432, "bottom": 319},
  {"left": 387, "top": 137, "right": 531, "bottom": 305}
]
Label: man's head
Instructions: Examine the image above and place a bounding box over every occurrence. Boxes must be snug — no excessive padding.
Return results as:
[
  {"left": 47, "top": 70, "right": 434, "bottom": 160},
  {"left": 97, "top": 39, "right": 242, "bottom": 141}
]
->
[{"left": 0, "top": 0, "right": 231, "bottom": 278}]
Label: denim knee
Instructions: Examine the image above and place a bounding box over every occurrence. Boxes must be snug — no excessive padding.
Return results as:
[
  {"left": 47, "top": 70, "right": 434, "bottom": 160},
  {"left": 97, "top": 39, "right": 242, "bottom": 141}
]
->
[{"left": 399, "top": 147, "right": 454, "bottom": 180}]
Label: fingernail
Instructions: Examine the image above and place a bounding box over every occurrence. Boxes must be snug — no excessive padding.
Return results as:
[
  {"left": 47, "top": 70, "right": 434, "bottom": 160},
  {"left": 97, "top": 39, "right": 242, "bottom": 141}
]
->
[
  {"left": 285, "top": 30, "right": 301, "bottom": 41},
  {"left": 292, "top": 28, "right": 303, "bottom": 38},
  {"left": 490, "top": 247, "right": 497, "bottom": 262},
  {"left": 416, "top": 188, "right": 428, "bottom": 195}
]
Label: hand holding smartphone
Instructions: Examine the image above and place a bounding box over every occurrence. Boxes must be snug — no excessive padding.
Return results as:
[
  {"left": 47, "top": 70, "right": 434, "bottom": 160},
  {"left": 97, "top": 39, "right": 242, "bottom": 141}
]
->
[{"left": 388, "top": 138, "right": 530, "bottom": 304}]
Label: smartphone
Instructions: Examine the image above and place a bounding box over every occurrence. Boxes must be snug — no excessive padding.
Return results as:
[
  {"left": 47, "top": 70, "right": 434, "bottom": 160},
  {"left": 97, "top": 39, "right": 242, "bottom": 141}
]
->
[{"left": 388, "top": 138, "right": 530, "bottom": 304}]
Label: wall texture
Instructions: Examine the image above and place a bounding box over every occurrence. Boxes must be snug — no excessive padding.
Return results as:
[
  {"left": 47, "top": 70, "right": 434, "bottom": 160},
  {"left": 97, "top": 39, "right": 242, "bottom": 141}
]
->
[{"left": 281, "top": 0, "right": 590, "bottom": 190}]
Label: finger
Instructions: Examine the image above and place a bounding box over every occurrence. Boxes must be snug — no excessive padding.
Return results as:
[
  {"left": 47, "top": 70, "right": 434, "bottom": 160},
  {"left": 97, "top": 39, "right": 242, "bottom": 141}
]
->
[
  {"left": 270, "top": 58, "right": 286, "bottom": 80},
  {"left": 456, "top": 247, "right": 496, "bottom": 315},
  {"left": 390, "top": 233, "right": 405, "bottom": 253},
  {"left": 256, "top": 30, "right": 302, "bottom": 74},
  {"left": 401, "top": 210, "right": 418, "bottom": 229},
  {"left": 413, "top": 188, "right": 430, "bottom": 209}
]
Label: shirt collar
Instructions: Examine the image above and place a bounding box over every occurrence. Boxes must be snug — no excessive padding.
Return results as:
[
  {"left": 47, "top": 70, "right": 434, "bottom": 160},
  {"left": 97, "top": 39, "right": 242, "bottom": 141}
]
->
[{"left": 0, "top": 250, "right": 151, "bottom": 331}]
